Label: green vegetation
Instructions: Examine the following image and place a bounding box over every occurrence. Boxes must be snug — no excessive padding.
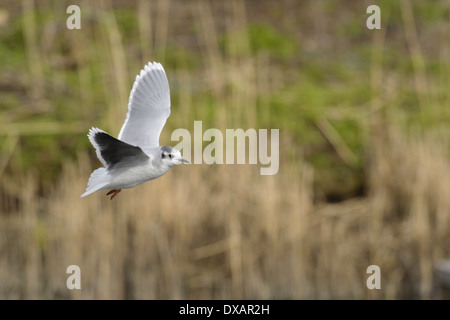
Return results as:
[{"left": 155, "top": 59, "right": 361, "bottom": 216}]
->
[{"left": 1, "top": 0, "right": 448, "bottom": 197}]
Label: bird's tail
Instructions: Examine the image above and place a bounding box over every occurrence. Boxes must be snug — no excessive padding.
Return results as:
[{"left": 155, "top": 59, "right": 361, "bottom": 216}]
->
[{"left": 81, "top": 167, "right": 109, "bottom": 197}]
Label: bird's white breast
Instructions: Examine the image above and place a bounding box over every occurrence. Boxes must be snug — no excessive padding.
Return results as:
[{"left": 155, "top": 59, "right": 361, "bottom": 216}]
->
[{"left": 109, "top": 158, "right": 169, "bottom": 189}]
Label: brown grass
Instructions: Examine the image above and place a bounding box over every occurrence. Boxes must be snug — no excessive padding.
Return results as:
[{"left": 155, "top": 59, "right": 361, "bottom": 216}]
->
[{"left": 1, "top": 129, "right": 450, "bottom": 299}]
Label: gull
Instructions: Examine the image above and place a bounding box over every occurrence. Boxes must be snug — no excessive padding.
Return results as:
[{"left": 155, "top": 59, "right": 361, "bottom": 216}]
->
[{"left": 81, "top": 62, "right": 189, "bottom": 200}]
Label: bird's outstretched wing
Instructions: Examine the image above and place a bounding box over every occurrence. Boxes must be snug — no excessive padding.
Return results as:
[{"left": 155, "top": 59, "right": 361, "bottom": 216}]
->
[
  {"left": 118, "top": 62, "right": 171, "bottom": 148},
  {"left": 88, "top": 127, "right": 149, "bottom": 170}
]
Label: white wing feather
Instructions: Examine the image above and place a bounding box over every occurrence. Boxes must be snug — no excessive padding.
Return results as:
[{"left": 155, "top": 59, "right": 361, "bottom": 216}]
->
[{"left": 118, "top": 62, "right": 171, "bottom": 148}]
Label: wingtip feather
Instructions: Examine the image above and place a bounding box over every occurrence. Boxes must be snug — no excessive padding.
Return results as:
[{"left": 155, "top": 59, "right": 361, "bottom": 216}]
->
[{"left": 86, "top": 127, "right": 108, "bottom": 167}]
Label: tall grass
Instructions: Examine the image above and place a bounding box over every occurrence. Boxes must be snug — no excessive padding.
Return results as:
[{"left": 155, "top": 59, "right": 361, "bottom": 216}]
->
[
  {"left": 2, "top": 127, "right": 450, "bottom": 299},
  {"left": 0, "top": 0, "right": 449, "bottom": 299}
]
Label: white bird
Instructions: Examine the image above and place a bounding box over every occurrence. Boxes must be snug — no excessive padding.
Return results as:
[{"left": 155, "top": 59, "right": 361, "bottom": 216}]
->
[{"left": 81, "top": 62, "right": 189, "bottom": 200}]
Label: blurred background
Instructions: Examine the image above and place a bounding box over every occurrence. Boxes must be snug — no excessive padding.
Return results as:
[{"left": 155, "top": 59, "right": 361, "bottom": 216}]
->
[{"left": 0, "top": 0, "right": 449, "bottom": 299}]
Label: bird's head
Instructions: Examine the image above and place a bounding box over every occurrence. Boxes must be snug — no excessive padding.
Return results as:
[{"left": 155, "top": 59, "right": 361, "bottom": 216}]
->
[{"left": 160, "top": 145, "right": 190, "bottom": 167}]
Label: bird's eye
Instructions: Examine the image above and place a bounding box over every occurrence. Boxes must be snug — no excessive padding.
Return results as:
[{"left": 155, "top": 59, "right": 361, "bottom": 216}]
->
[{"left": 169, "top": 154, "right": 173, "bottom": 159}]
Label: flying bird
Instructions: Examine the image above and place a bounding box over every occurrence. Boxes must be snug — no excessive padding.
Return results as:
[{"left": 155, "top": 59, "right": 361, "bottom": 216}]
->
[{"left": 81, "top": 62, "right": 189, "bottom": 200}]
